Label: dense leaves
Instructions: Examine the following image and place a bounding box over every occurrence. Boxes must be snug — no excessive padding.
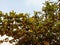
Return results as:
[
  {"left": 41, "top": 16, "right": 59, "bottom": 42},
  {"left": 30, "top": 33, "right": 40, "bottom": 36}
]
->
[{"left": 0, "top": 0, "right": 60, "bottom": 45}]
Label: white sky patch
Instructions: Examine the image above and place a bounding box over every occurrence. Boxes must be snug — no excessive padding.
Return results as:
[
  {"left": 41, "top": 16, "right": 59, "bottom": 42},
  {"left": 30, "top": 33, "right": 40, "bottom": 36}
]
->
[
  {"left": 1, "top": 42, "right": 12, "bottom": 45},
  {"left": 0, "top": 35, "right": 8, "bottom": 40},
  {"left": 50, "top": 0, "right": 58, "bottom": 2},
  {"left": 0, "top": 35, "right": 14, "bottom": 45},
  {"left": 26, "top": 0, "right": 44, "bottom": 6}
]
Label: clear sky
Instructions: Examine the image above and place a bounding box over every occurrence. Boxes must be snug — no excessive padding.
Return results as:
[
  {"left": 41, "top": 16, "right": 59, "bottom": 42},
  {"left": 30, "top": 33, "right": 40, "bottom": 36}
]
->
[
  {"left": 0, "top": 0, "right": 57, "bottom": 15},
  {"left": 0, "top": 0, "right": 45, "bottom": 14}
]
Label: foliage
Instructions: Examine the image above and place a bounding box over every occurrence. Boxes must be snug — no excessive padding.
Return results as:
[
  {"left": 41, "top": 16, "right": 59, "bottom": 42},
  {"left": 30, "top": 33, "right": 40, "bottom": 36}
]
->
[{"left": 0, "top": 0, "right": 60, "bottom": 45}]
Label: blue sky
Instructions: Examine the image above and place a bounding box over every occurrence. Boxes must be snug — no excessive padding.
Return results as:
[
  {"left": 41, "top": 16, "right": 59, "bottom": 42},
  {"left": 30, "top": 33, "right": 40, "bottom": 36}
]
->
[{"left": 0, "top": 0, "right": 57, "bottom": 15}]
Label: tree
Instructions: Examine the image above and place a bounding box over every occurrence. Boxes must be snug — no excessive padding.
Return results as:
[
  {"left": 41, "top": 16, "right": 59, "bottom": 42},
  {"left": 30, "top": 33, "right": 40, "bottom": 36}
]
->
[{"left": 0, "top": 0, "right": 60, "bottom": 45}]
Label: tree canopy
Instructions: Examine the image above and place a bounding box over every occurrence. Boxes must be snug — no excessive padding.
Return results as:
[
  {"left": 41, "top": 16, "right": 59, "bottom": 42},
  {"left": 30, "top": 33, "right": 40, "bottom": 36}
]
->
[{"left": 0, "top": 0, "right": 60, "bottom": 45}]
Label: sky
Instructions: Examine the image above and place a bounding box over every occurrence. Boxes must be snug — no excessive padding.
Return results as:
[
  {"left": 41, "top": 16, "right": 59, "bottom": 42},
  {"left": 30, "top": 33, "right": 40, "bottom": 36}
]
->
[
  {"left": 0, "top": 0, "right": 45, "bottom": 14},
  {"left": 0, "top": 0, "right": 57, "bottom": 15},
  {"left": 0, "top": 0, "right": 57, "bottom": 45}
]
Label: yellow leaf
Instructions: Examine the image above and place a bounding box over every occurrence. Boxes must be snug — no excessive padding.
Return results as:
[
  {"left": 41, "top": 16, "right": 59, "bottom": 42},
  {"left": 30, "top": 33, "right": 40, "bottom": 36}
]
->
[
  {"left": 29, "top": 17, "right": 34, "bottom": 22},
  {"left": 28, "top": 30, "right": 33, "bottom": 32}
]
